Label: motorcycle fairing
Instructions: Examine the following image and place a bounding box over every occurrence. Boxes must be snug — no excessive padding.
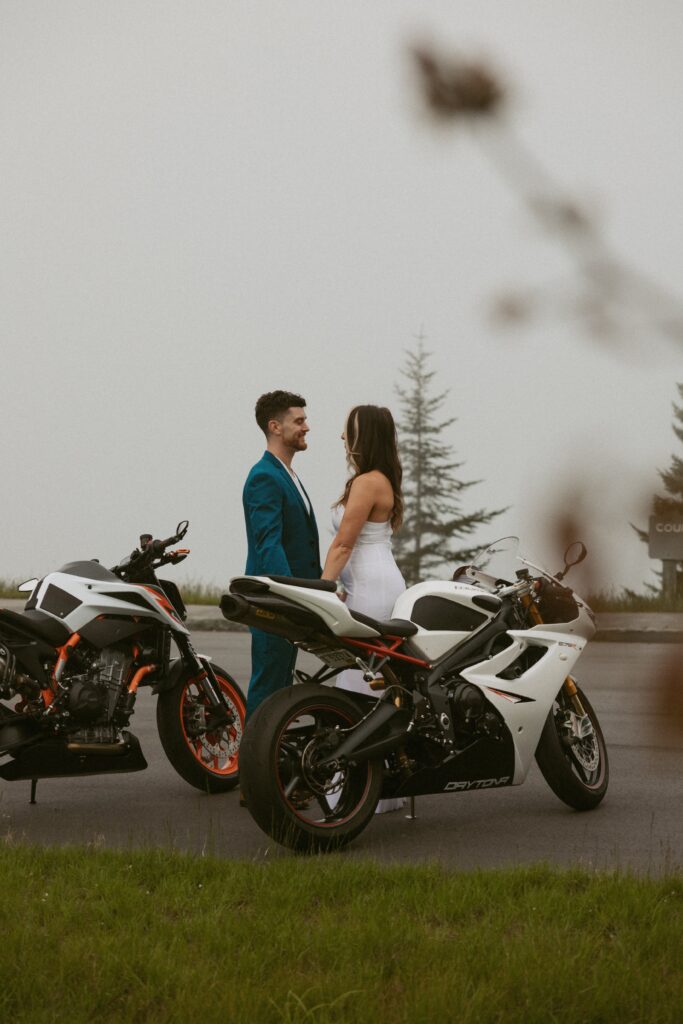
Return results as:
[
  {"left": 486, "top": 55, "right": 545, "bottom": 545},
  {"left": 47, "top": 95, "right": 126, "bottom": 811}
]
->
[
  {"left": 78, "top": 616, "right": 154, "bottom": 649},
  {"left": 458, "top": 629, "right": 587, "bottom": 782},
  {"left": 388, "top": 733, "right": 516, "bottom": 798},
  {"left": 26, "top": 571, "right": 190, "bottom": 636}
]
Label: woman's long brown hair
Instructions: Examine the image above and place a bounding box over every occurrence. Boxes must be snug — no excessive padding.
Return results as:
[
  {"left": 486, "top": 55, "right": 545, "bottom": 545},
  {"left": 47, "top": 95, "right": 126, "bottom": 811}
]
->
[{"left": 335, "top": 405, "right": 403, "bottom": 530}]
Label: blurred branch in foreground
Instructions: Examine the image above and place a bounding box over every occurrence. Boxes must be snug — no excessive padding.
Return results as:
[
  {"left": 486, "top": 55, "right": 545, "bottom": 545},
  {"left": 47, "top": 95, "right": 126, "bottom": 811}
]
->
[
  {"left": 655, "top": 645, "right": 683, "bottom": 740},
  {"left": 412, "top": 45, "right": 683, "bottom": 348}
]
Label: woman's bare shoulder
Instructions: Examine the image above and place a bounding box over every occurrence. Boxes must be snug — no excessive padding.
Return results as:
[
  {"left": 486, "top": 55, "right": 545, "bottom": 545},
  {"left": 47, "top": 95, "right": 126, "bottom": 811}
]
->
[{"left": 350, "top": 470, "right": 391, "bottom": 493}]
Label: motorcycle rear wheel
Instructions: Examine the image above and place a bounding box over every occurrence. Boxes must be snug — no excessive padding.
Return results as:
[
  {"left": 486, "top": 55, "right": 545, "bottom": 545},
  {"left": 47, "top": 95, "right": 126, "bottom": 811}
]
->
[
  {"left": 535, "top": 683, "right": 608, "bottom": 810},
  {"left": 240, "top": 683, "right": 383, "bottom": 853},
  {"left": 156, "top": 664, "right": 246, "bottom": 793}
]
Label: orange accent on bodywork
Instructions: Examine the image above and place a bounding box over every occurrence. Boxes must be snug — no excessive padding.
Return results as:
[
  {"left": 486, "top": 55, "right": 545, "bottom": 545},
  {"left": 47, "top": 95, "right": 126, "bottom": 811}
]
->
[
  {"left": 44, "top": 632, "right": 82, "bottom": 708},
  {"left": 141, "top": 585, "right": 179, "bottom": 620},
  {"left": 127, "top": 663, "right": 157, "bottom": 694},
  {"left": 53, "top": 633, "right": 82, "bottom": 685}
]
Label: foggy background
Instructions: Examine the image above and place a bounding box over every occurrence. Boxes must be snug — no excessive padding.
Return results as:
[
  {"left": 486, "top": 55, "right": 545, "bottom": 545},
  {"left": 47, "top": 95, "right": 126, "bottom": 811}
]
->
[{"left": 2, "top": 1, "right": 681, "bottom": 592}]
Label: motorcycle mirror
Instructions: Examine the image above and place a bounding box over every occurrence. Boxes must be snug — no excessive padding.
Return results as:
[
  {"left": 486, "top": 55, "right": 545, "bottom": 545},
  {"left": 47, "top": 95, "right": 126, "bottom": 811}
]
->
[
  {"left": 18, "top": 578, "right": 38, "bottom": 593},
  {"left": 176, "top": 520, "right": 189, "bottom": 539},
  {"left": 556, "top": 541, "right": 587, "bottom": 581},
  {"left": 564, "top": 541, "right": 587, "bottom": 568}
]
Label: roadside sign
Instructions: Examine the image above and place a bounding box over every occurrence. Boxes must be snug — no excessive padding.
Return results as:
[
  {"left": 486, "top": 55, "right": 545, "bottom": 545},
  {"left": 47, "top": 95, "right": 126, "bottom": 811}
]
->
[{"left": 648, "top": 516, "right": 683, "bottom": 560}]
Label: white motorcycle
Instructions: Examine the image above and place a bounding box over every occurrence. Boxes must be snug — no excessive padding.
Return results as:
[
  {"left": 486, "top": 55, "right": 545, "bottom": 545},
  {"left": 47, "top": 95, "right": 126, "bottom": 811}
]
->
[{"left": 221, "top": 537, "right": 608, "bottom": 852}]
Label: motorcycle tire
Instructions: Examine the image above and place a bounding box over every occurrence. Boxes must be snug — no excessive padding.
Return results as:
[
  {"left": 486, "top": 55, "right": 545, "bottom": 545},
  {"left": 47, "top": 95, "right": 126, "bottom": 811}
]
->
[
  {"left": 535, "top": 682, "right": 608, "bottom": 810},
  {"left": 240, "top": 682, "right": 383, "bottom": 853},
  {"left": 156, "top": 663, "right": 246, "bottom": 794}
]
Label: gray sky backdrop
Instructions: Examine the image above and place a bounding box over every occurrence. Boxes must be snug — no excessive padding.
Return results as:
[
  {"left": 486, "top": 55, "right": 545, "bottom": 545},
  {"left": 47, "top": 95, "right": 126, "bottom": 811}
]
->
[{"left": 2, "top": 1, "right": 681, "bottom": 592}]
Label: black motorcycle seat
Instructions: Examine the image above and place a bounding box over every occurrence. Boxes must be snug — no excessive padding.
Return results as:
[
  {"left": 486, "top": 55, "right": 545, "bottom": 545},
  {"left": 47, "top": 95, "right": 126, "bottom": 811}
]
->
[
  {"left": 0, "top": 608, "right": 71, "bottom": 647},
  {"left": 348, "top": 609, "right": 418, "bottom": 637},
  {"left": 266, "top": 576, "right": 337, "bottom": 593}
]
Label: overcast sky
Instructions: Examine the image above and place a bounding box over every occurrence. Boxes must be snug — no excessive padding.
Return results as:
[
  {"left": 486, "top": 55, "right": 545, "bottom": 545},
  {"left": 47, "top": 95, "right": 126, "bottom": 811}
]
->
[{"left": 2, "top": 1, "right": 681, "bottom": 593}]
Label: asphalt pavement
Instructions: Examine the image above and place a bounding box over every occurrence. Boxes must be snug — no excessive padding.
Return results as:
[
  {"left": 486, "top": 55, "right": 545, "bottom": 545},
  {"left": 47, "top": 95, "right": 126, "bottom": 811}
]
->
[{"left": 1, "top": 635, "right": 680, "bottom": 874}]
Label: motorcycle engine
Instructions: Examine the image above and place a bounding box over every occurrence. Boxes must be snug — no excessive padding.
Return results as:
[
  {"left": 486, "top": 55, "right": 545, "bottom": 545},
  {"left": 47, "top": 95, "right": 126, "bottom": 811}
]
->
[
  {"left": 448, "top": 682, "right": 503, "bottom": 741},
  {"left": 65, "top": 649, "right": 132, "bottom": 724},
  {"left": 67, "top": 678, "right": 108, "bottom": 721}
]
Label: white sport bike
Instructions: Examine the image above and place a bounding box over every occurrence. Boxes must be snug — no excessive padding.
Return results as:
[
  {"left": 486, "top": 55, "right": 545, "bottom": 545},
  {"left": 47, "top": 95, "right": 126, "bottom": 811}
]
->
[{"left": 221, "top": 537, "right": 608, "bottom": 852}]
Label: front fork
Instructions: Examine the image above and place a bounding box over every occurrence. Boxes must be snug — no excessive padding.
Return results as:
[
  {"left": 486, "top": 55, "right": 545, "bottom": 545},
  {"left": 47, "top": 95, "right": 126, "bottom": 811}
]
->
[
  {"left": 521, "top": 592, "right": 587, "bottom": 716},
  {"left": 175, "top": 635, "right": 234, "bottom": 725}
]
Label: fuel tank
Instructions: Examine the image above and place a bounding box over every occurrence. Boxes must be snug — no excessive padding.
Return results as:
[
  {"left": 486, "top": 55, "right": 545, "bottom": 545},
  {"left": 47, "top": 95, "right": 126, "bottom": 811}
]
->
[{"left": 392, "top": 581, "right": 502, "bottom": 661}]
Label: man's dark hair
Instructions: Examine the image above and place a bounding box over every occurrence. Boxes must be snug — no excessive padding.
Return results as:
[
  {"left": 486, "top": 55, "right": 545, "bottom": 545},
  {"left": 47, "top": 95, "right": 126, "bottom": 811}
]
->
[{"left": 255, "top": 390, "right": 306, "bottom": 436}]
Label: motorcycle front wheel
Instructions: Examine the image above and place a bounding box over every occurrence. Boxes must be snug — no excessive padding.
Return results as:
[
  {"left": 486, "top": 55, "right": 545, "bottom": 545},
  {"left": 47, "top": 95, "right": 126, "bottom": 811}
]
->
[
  {"left": 535, "top": 682, "right": 608, "bottom": 810},
  {"left": 156, "top": 664, "right": 246, "bottom": 793},
  {"left": 240, "top": 683, "right": 383, "bottom": 853}
]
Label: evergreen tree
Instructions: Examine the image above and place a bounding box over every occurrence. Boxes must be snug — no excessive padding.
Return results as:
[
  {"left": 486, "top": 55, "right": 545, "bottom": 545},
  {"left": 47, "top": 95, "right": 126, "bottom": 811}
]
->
[
  {"left": 654, "top": 383, "right": 683, "bottom": 518},
  {"left": 635, "top": 382, "right": 683, "bottom": 592},
  {"left": 393, "top": 340, "right": 506, "bottom": 585}
]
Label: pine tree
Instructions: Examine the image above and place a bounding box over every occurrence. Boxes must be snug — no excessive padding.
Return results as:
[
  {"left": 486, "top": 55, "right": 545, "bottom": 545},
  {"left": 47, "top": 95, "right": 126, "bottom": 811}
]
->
[
  {"left": 393, "top": 340, "right": 506, "bottom": 585},
  {"left": 655, "top": 383, "right": 683, "bottom": 518},
  {"left": 635, "top": 383, "right": 683, "bottom": 593}
]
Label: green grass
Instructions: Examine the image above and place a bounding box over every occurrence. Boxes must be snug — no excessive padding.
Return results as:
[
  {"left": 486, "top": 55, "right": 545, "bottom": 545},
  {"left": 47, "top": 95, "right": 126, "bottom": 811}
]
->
[
  {"left": 177, "top": 578, "right": 224, "bottom": 605},
  {"left": 0, "top": 846, "right": 680, "bottom": 1024},
  {"left": 0, "top": 578, "right": 23, "bottom": 598}
]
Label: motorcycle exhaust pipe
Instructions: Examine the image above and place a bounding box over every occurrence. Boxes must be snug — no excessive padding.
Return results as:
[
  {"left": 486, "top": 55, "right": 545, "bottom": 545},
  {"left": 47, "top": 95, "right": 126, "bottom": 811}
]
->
[
  {"left": 66, "top": 739, "right": 129, "bottom": 755},
  {"left": 219, "top": 593, "right": 324, "bottom": 644},
  {"left": 219, "top": 594, "right": 251, "bottom": 623}
]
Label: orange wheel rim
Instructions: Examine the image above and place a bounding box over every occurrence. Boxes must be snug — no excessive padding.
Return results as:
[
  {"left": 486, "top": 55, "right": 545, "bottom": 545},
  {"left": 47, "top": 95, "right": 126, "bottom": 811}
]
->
[{"left": 180, "top": 674, "right": 244, "bottom": 776}]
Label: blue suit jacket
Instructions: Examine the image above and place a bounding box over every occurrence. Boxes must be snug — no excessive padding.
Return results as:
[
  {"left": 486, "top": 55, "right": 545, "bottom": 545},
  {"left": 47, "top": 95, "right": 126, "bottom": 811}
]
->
[{"left": 243, "top": 450, "right": 321, "bottom": 579}]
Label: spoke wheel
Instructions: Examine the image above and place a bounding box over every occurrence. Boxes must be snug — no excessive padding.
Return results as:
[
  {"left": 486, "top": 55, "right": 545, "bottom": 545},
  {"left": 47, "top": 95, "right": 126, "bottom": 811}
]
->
[
  {"left": 240, "top": 683, "right": 383, "bottom": 852},
  {"left": 535, "top": 683, "right": 608, "bottom": 810},
  {"left": 157, "top": 665, "right": 246, "bottom": 793}
]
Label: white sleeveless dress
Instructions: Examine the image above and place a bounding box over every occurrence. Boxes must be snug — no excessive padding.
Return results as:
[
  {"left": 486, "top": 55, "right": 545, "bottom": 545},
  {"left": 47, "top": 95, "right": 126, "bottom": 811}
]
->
[{"left": 332, "top": 507, "right": 406, "bottom": 814}]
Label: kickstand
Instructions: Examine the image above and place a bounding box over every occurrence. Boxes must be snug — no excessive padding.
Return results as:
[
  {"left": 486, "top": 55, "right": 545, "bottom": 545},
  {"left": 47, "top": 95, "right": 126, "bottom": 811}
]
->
[
  {"left": 405, "top": 795, "right": 416, "bottom": 820},
  {"left": 30, "top": 779, "right": 38, "bottom": 805}
]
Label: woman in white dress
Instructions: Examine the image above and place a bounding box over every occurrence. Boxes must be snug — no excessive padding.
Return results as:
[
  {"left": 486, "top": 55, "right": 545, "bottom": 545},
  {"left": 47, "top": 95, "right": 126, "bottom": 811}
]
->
[{"left": 322, "top": 404, "right": 406, "bottom": 813}]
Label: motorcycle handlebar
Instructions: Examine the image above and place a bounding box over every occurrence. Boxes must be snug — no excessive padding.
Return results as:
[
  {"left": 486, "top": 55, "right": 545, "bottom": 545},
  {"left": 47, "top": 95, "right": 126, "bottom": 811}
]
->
[
  {"left": 497, "top": 578, "right": 540, "bottom": 599},
  {"left": 142, "top": 521, "right": 189, "bottom": 555},
  {"left": 113, "top": 521, "right": 189, "bottom": 576}
]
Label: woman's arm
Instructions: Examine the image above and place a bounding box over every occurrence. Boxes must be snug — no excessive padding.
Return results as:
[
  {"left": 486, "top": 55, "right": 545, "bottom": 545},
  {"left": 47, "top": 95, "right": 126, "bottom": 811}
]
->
[{"left": 321, "top": 475, "right": 377, "bottom": 581}]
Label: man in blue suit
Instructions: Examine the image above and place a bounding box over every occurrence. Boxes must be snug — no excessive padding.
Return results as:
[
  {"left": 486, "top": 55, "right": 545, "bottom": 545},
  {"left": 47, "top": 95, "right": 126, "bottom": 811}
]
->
[{"left": 243, "top": 390, "right": 321, "bottom": 719}]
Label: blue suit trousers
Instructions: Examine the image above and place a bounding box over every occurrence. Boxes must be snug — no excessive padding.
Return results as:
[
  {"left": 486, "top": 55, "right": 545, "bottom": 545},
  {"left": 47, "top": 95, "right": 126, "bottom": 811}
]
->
[{"left": 246, "top": 627, "right": 298, "bottom": 720}]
